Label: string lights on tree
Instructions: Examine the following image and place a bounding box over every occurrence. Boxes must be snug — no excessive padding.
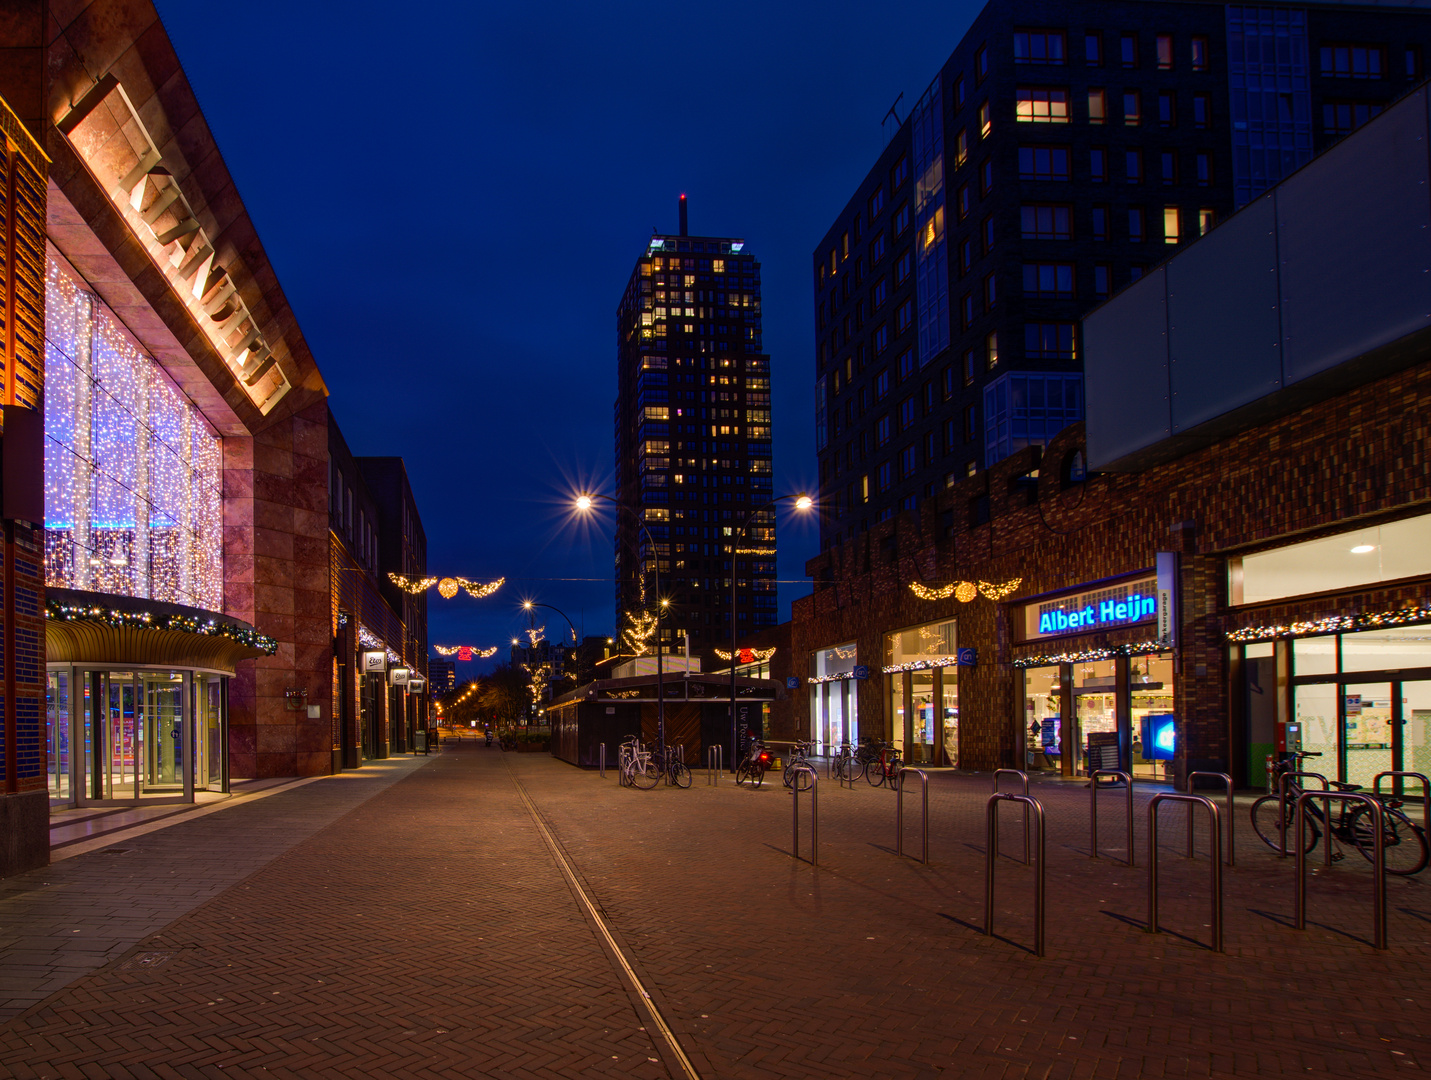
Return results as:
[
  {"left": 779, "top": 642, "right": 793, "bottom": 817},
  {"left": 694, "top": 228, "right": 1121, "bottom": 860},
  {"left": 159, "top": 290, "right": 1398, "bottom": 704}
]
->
[{"left": 622, "top": 609, "right": 658, "bottom": 656}]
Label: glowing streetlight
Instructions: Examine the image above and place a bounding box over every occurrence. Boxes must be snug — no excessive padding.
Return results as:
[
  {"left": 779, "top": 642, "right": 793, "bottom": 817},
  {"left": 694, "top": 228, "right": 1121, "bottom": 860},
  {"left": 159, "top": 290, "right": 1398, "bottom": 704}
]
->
[{"left": 575, "top": 494, "right": 594, "bottom": 512}]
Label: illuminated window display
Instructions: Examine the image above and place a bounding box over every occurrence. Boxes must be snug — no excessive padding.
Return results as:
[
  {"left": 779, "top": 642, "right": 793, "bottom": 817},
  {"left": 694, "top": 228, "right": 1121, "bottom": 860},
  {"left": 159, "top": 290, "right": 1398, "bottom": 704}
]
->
[
  {"left": 883, "top": 619, "right": 959, "bottom": 766},
  {"left": 1128, "top": 652, "right": 1175, "bottom": 779},
  {"left": 1022, "top": 665, "right": 1061, "bottom": 770},
  {"left": 42, "top": 258, "right": 223, "bottom": 610},
  {"left": 810, "top": 642, "right": 859, "bottom": 754}
]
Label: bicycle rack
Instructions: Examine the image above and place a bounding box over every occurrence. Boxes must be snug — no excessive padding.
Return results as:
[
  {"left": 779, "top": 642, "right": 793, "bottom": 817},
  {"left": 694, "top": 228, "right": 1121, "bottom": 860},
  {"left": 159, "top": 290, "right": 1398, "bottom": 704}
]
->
[
  {"left": 993, "top": 769, "right": 1030, "bottom": 864},
  {"left": 706, "top": 744, "right": 723, "bottom": 785},
  {"left": 599, "top": 742, "right": 606, "bottom": 779},
  {"left": 1188, "top": 771, "right": 1236, "bottom": 866},
  {"left": 984, "top": 792, "right": 1046, "bottom": 956},
  {"left": 1374, "top": 770, "right": 1431, "bottom": 834},
  {"left": 1146, "top": 793, "right": 1224, "bottom": 953},
  {"left": 896, "top": 767, "right": 930, "bottom": 863},
  {"left": 1277, "top": 771, "right": 1328, "bottom": 857},
  {"left": 1089, "top": 769, "right": 1134, "bottom": 865},
  {"left": 791, "top": 764, "right": 818, "bottom": 866},
  {"left": 1293, "top": 790, "right": 1387, "bottom": 950}
]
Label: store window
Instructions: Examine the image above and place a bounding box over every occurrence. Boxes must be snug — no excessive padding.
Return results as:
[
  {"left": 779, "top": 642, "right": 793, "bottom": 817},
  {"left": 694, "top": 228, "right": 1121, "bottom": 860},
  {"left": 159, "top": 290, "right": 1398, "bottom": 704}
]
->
[
  {"left": 1129, "top": 652, "right": 1175, "bottom": 779},
  {"left": 1022, "top": 665, "right": 1062, "bottom": 770},
  {"left": 883, "top": 619, "right": 959, "bottom": 765},
  {"left": 810, "top": 643, "right": 859, "bottom": 754},
  {"left": 1231, "top": 512, "right": 1431, "bottom": 605}
]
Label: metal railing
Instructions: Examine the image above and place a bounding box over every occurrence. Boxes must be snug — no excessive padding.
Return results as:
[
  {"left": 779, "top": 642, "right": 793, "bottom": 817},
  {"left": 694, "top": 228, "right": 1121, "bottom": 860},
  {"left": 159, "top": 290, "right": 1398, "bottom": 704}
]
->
[
  {"left": 896, "top": 767, "right": 930, "bottom": 863},
  {"left": 1293, "top": 790, "right": 1387, "bottom": 950},
  {"left": 1089, "top": 769, "right": 1134, "bottom": 865},
  {"left": 984, "top": 792, "right": 1046, "bottom": 956},
  {"left": 599, "top": 742, "right": 606, "bottom": 779},
  {"left": 791, "top": 764, "right": 818, "bottom": 866},
  {"left": 1374, "top": 770, "right": 1430, "bottom": 834},
  {"left": 1188, "top": 770, "right": 1236, "bottom": 866},
  {"left": 1146, "top": 793, "right": 1224, "bottom": 953},
  {"left": 706, "top": 744, "right": 723, "bottom": 785},
  {"left": 1277, "top": 771, "right": 1328, "bottom": 856},
  {"left": 993, "top": 769, "right": 1031, "bottom": 864}
]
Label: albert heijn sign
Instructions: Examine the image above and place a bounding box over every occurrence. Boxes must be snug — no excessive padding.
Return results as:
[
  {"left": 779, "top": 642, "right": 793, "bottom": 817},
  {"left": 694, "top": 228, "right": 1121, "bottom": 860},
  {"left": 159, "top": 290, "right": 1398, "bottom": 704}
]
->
[{"left": 1019, "top": 573, "right": 1160, "bottom": 642}]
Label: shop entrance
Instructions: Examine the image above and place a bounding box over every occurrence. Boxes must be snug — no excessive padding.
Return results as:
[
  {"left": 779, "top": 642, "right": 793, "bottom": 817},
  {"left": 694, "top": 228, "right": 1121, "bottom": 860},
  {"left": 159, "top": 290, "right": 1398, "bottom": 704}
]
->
[{"left": 882, "top": 619, "right": 959, "bottom": 767}]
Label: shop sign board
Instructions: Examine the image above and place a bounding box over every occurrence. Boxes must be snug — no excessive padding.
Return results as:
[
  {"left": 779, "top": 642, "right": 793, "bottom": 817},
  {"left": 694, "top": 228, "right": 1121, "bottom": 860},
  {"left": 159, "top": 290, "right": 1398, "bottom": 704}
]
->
[
  {"left": 390, "top": 667, "right": 411, "bottom": 687},
  {"left": 408, "top": 675, "right": 427, "bottom": 692},
  {"left": 1156, "top": 552, "right": 1178, "bottom": 646},
  {"left": 362, "top": 650, "right": 387, "bottom": 673},
  {"left": 786, "top": 676, "right": 800, "bottom": 689},
  {"left": 956, "top": 647, "right": 977, "bottom": 667},
  {"left": 853, "top": 665, "right": 870, "bottom": 680},
  {"left": 1021, "top": 575, "right": 1158, "bottom": 641}
]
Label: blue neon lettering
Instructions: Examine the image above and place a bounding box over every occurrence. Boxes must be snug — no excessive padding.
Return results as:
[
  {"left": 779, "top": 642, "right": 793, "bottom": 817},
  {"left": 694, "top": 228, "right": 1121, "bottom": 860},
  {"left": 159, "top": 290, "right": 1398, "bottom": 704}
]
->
[{"left": 1042, "top": 590, "right": 1155, "bottom": 635}]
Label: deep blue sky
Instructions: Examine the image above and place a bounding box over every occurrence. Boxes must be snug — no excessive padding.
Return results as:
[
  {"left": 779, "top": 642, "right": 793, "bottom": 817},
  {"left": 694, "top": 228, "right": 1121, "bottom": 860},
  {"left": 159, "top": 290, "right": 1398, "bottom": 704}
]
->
[{"left": 157, "top": 0, "right": 982, "bottom": 674}]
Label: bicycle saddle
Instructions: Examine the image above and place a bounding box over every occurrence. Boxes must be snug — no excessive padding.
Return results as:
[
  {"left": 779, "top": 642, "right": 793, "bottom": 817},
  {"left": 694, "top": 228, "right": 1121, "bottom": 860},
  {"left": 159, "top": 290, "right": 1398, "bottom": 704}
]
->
[{"left": 1328, "top": 781, "right": 1362, "bottom": 791}]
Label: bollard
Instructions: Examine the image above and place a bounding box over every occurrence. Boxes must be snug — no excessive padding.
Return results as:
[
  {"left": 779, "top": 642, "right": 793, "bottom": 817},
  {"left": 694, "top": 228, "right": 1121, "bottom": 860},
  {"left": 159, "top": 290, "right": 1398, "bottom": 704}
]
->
[
  {"left": 1187, "top": 771, "right": 1235, "bottom": 865},
  {"left": 706, "top": 744, "right": 723, "bottom": 785},
  {"left": 1147, "top": 793, "right": 1223, "bottom": 952},
  {"left": 984, "top": 792, "right": 1047, "bottom": 956},
  {"left": 1373, "top": 771, "right": 1431, "bottom": 835},
  {"left": 1277, "top": 771, "right": 1328, "bottom": 857},
  {"left": 1089, "top": 769, "right": 1134, "bottom": 865},
  {"left": 599, "top": 742, "right": 606, "bottom": 779},
  {"left": 792, "top": 764, "right": 818, "bottom": 865},
  {"left": 1294, "top": 790, "right": 1387, "bottom": 950},
  {"left": 896, "top": 767, "right": 930, "bottom": 864},
  {"left": 993, "top": 769, "right": 1030, "bottom": 864}
]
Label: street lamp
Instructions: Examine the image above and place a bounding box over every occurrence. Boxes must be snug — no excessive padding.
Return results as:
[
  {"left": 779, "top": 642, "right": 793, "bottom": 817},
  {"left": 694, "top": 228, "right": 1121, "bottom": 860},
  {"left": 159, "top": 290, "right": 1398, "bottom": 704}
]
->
[
  {"left": 729, "top": 493, "right": 815, "bottom": 769},
  {"left": 522, "top": 600, "right": 579, "bottom": 644},
  {"left": 575, "top": 491, "right": 668, "bottom": 752}
]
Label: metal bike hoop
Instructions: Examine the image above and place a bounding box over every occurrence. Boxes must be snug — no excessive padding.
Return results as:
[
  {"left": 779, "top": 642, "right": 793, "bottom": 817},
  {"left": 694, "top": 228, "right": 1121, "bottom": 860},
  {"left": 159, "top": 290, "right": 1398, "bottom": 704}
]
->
[
  {"left": 1090, "top": 769, "right": 1134, "bottom": 865},
  {"left": 791, "top": 764, "right": 819, "bottom": 866},
  {"left": 706, "top": 744, "right": 723, "bottom": 785},
  {"left": 1147, "top": 793, "right": 1224, "bottom": 953},
  {"left": 1188, "top": 770, "right": 1236, "bottom": 866},
  {"left": 599, "top": 742, "right": 606, "bottom": 779},
  {"left": 1373, "top": 770, "right": 1430, "bottom": 835},
  {"left": 993, "top": 768, "right": 1031, "bottom": 864},
  {"left": 896, "top": 767, "right": 930, "bottom": 864},
  {"left": 1277, "top": 771, "right": 1328, "bottom": 857},
  {"left": 1293, "top": 790, "right": 1387, "bottom": 950},
  {"left": 984, "top": 792, "right": 1046, "bottom": 956}
]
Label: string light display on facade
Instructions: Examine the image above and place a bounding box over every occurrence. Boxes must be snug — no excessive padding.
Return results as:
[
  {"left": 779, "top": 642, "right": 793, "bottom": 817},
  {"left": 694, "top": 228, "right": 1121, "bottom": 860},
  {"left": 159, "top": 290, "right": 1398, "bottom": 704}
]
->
[
  {"left": 909, "top": 578, "right": 1021, "bottom": 603},
  {"left": 1227, "top": 606, "right": 1431, "bottom": 643},
  {"left": 389, "top": 573, "right": 505, "bottom": 599},
  {"left": 622, "top": 610, "right": 658, "bottom": 656},
  {"left": 433, "top": 645, "right": 498, "bottom": 658},
  {"left": 1012, "top": 640, "right": 1166, "bottom": 668},
  {"left": 43, "top": 259, "right": 223, "bottom": 611},
  {"left": 735, "top": 547, "right": 777, "bottom": 556},
  {"left": 46, "top": 599, "right": 277, "bottom": 654},
  {"left": 715, "top": 646, "right": 777, "bottom": 661},
  {"left": 357, "top": 625, "right": 401, "bottom": 665}
]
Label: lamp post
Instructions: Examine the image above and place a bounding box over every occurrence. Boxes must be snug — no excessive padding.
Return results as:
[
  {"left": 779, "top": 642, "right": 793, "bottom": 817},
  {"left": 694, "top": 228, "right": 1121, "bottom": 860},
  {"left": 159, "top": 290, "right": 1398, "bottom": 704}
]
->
[
  {"left": 523, "top": 599, "right": 582, "bottom": 690},
  {"left": 576, "top": 492, "right": 668, "bottom": 752},
  {"left": 729, "top": 494, "right": 814, "bottom": 769}
]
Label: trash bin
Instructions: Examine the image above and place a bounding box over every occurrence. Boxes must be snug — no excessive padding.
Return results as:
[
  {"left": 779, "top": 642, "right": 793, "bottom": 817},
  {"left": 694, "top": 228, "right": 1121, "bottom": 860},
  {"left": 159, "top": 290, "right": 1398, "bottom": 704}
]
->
[{"left": 415, "top": 731, "right": 428, "bottom": 754}]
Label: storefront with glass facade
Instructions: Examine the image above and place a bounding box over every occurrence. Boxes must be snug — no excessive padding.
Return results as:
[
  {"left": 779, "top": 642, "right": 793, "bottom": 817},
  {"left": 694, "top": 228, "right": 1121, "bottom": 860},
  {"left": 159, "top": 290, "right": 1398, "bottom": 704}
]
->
[
  {"left": 809, "top": 642, "right": 860, "bottom": 754},
  {"left": 882, "top": 618, "right": 959, "bottom": 767}
]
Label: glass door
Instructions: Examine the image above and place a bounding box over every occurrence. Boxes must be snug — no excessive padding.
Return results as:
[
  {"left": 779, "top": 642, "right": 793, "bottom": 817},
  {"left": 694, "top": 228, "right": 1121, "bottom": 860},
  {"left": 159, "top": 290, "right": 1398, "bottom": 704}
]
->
[
  {"left": 108, "top": 672, "right": 138, "bottom": 799},
  {"left": 1343, "top": 682, "right": 1393, "bottom": 787},
  {"left": 143, "top": 673, "right": 185, "bottom": 792},
  {"left": 1021, "top": 666, "right": 1061, "bottom": 771},
  {"left": 1073, "top": 660, "right": 1118, "bottom": 777},
  {"left": 1406, "top": 680, "right": 1431, "bottom": 779},
  {"left": 910, "top": 671, "right": 934, "bottom": 764},
  {"left": 940, "top": 671, "right": 958, "bottom": 768},
  {"left": 47, "top": 670, "right": 70, "bottom": 804},
  {"left": 198, "top": 675, "right": 224, "bottom": 790}
]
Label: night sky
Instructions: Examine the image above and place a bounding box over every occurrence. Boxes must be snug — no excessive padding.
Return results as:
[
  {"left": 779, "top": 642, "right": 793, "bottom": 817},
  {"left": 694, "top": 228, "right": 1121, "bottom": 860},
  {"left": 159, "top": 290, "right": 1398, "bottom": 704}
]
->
[{"left": 157, "top": 0, "right": 982, "bottom": 675}]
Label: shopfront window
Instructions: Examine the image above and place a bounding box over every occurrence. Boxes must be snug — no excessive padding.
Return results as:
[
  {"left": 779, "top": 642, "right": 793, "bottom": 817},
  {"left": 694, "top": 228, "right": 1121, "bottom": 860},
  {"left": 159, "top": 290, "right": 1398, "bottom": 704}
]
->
[
  {"left": 810, "top": 643, "right": 859, "bottom": 754},
  {"left": 1231, "top": 511, "right": 1431, "bottom": 605},
  {"left": 883, "top": 619, "right": 958, "bottom": 765},
  {"left": 1022, "top": 665, "right": 1061, "bottom": 770},
  {"left": 1128, "top": 652, "right": 1175, "bottom": 779},
  {"left": 1073, "top": 659, "right": 1117, "bottom": 776}
]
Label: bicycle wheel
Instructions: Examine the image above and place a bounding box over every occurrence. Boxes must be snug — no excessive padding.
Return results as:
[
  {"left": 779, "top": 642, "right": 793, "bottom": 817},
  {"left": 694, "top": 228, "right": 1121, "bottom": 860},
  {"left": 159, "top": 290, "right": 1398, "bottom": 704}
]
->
[
  {"left": 735, "top": 764, "right": 750, "bottom": 786},
  {"left": 1251, "top": 794, "right": 1318, "bottom": 854},
  {"left": 790, "top": 766, "right": 813, "bottom": 792},
  {"left": 630, "top": 760, "right": 660, "bottom": 790},
  {"left": 845, "top": 758, "right": 867, "bottom": 782},
  {"left": 750, "top": 764, "right": 765, "bottom": 788},
  {"left": 671, "top": 762, "right": 692, "bottom": 789},
  {"left": 1348, "top": 803, "right": 1429, "bottom": 875},
  {"left": 782, "top": 761, "right": 797, "bottom": 788},
  {"left": 867, "top": 763, "right": 886, "bottom": 788}
]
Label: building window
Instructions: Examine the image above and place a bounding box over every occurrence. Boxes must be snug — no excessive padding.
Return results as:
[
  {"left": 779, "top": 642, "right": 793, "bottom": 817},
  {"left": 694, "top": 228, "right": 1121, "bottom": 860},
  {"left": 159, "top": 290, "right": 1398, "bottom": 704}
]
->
[
  {"left": 871, "top": 232, "right": 887, "bottom": 263},
  {"left": 957, "top": 183, "right": 971, "bottom": 220},
  {"left": 1161, "top": 151, "right": 1177, "bottom": 184},
  {"left": 1086, "top": 31, "right": 1103, "bottom": 65},
  {"left": 876, "top": 415, "right": 891, "bottom": 446},
  {"left": 1323, "top": 101, "right": 1383, "bottom": 135},
  {"left": 954, "top": 76, "right": 965, "bottom": 110},
  {"left": 983, "top": 371, "right": 1084, "bottom": 468},
  {"left": 1018, "top": 145, "right": 1071, "bottom": 180},
  {"left": 892, "top": 154, "right": 910, "bottom": 187},
  {"left": 873, "top": 278, "right": 889, "bottom": 308},
  {"left": 976, "top": 44, "right": 989, "bottom": 82},
  {"left": 962, "top": 292, "right": 976, "bottom": 328},
  {"left": 1125, "top": 149, "right": 1143, "bottom": 182},
  {"left": 1120, "top": 33, "right": 1138, "bottom": 67},
  {"left": 1130, "top": 264, "right": 1146, "bottom": 282},
  {"left": 878, "top": 461, "right": 893, "bottom": 492},
  {"left": 1319, "top": 44, "right": 1386, "bottom": 79},
  {"left": 983, "top": 272, "right": 997, "bottom": 310},
  {"left": 874, "top": 324, "right": 890, "bottom": 355},
  {"left": 1198, "top": 208, "right": 1216, "bottom": 235},
  {"left": 1123, "top": 90, "right": 1141, "bottom": 125},
  {"left": 1093, "top": 263, "right": 1111, "bottom": 297},
  {"left": 963, "top": 404, "right": 976, "bottom": 442},
  {"left": 1021, "top": 203, "right": 1073, "bottom": 240},
  {"left": 981, "top": 159, "right": 993, "bottom": 194},
  {"left": 963, "top": 348, "right": 975, "bottom": 386},
  {"left": 1156, "top": 34, "right": 1174, "bottom": 69},
  {"left": 875, "top": 369, "right": 890, "bottom": 399},
  {"left": 1193, "top": 93, "right": 1211, "bottom": 128},
  {"left": 1229, "top": 8, "right": 1312, "bottom": 206},
  {"left": 898, "top": 348, "right": 915, "bottom": 380},
  {"left": 895, "top": 250, "right": 912, "bottom": 284},
  {"left": 960, "top": 237, "right": 974, "bottom": 274},
  {"left": 861, "top": 475, "right": 870, "bottom": 502},
  {"left": 1408, "top": 46, "right": 1423, "bottom": 79},
  {"left": 1191, "top": 36, "right": 1208, "bottom": 71},
  {"left": 1015, "top": 30, "right": 1067, "bottom": 64},
  {"left": 1128, "top": 207, "right": 1146, "bottom": 242},
  {"left": 1163, "top": 206, "right": 1181, "bottom": 244},
  {"left": 900, "top": 445, "right": 917, "bottom": 477},
  {"left": 983, "top": 215, "right": 996, "bottom": 252},
  {"left": 1091, "top": 205, "right": 1109, "bottom": 241},
  {"left": 1090, "top": 147, "right": 1108, "bottom": 182},
  {"left": 1025, "top": 322, "right": 1077, "bottom": 359},
  {"left": 1196, "top": 152, "right": 1212, "bottom": 185},
  {"left": 869, "top": 187, "right": 887, "bottom": 219},
  {"left": 986, "top": 330, "right": 999, "bottom": 369},
  {"left": 1023, "top": 263, "right": 1075, "bottom": 298},
  {"left": 1158, "top": 90, "right": 1176, "bottom": 126},
  {"left": 978, "top": 100, "right": 992, "bottom": 137},
  {"left": 896, "top": 299, "right": 914, "bottom": 335},
  {"left": 1016, "top": 87, "right": 1070, "bottom": 122},
  {"left": 894, "top": 203, "right": 911, "bottom": 234},
  {"left": 955, "top": 128, "right": 968, "bottom": 168},
  {"left": 1088, "top": 88, "right": 1107, "bottom": 124}
]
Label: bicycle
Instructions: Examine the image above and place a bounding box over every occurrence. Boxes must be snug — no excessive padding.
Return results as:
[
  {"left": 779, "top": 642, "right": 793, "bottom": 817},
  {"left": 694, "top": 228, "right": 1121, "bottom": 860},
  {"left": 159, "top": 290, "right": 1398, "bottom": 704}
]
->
[
  {"left": 866, "top": 742, "right": 904, "bottom": 789},
  {"left": 833, "top": 743, "right": 864, "bottom": 783},
  {"left": 735, "top": 740, "right": 770, "bottom": 787},
  {"left": 783, "top": 740, "right": 815, "bottom": 790},
  {"left": 653, "top": 744, "right": 692, "bottom": 788},
  {"left": 620, "top": 736, "right": 660, "bottom": 790},
  {"left": 1251, "top": 751, "right": 1429, "bottom": 875}
]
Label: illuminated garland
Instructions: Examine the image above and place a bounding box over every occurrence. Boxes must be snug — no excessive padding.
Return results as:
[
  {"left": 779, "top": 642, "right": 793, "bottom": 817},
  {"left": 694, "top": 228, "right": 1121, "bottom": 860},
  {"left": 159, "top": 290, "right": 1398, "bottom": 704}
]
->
[
  {"left": 882, "top": 657, "right": 960, "bottom": 674},
  {"left": 715, "top": 646, "right": 777, "bottom": 661},
  {"left": 622, "top": 610, "right": 658, "bottom": 656},
  {"left": 46, "top": 600, "right": 278, "bottom": 655},
  {"left": 389, "top": 574, "right": 506, "bottom": 600},
  {"left": 809, "top": 671, "right": 857, "bottom": 684},
  {"left": 434, "top": 645, "right": 499, "bottom": 658},
  {"left": 526, "top": 627, "right": 545, "bottom": 646},
  {"left": 736, "top": 547, "right": 777, "bottom": 556},
  {"left": 1226, "top": 606, "right": 1431, "bottom": 644},
  {"left": 1012, "top": 640, "right": 1166, "bottom": 668},
  {"left": 607, "top": 689, "right": 641, "bottom": 698},
  {"left": 909, "top": 578, "right": 1021, "bottom": 603},
  {"left": 357, "top": 625, "right": 401, "bottom": 665}
]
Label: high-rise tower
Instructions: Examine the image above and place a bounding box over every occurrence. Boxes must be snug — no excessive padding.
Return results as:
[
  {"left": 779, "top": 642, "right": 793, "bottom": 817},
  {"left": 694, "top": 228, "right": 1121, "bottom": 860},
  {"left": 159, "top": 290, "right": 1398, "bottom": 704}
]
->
[{"left": 614, "top": 199, "right": 776, "bottom": 667}]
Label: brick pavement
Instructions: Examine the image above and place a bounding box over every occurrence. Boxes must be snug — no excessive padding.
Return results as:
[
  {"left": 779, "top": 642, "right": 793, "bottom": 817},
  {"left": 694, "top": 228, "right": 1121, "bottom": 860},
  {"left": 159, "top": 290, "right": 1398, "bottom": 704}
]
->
[{"left": 0, "top": 746, "right": 1429, "bottom": 1078}]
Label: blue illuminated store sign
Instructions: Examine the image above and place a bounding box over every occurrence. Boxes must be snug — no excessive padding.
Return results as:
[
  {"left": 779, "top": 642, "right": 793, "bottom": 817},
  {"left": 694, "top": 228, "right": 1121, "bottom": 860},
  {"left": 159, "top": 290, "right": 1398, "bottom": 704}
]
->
[{"left": 1021, "top": 575, "right": 1159, "bottom": 641}]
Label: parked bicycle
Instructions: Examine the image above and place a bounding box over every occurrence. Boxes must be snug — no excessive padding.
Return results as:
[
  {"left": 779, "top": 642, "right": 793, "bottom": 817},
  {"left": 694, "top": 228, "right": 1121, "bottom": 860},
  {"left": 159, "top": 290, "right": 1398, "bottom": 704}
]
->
[
  {"left": 833, "top": 742, "right": 864, "bottom": 783},
  {"left": 653, "top": 744, "right": 692, "bottom": 788},
  {"left": 866, "top": 741, "right": 904, "bottom": 789},
  {"left": 1251, "top": 750, "right": 1429, "bottom": 875},
  {"left": 783, "top": 740, "right": 815, "bottom": 790},
  {"left": 735, "top": 739, "right": 771, "bottom": 787},
  {"left": 619, "top": 736, "right": 660, "bottom": 790}
]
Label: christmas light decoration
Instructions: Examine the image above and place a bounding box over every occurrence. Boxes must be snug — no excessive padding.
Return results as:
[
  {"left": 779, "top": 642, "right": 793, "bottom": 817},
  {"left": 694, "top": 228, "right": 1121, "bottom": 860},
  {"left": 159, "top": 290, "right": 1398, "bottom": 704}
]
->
[
  {"left": 357, "top": 625, "right": 401, "bottom": 665},
  {"left": 46, "top": 599, "right": 277, "bottom": 654},
  {"left": 910, "top": 583, "right": 956, "bottom": 600},
  {"left": 978, "top": 579, "right": 1023, "bottom": 602},
  {"left": 809, "top": 672, "right": 855, "bottom": 684},
  {"left": 882, "top": 657, "right": 961, "bottom": 674},
  {"left": 607, "top": 689, "right": 641, "bottom": 699},
  {"left": 735, "top": 547, "right": 777, "bottom": 556},
  {"left": 525, "top": 627, "right": 545, "bottom": 646},
  {"left": 388, "top": 573, "right": 506, "bottom": 599},
  {"left": 1227, "top": 606, "right": 1431, "bottom": 643},
  {"left": 622, "top": 610, "right": 658, "bottom": 656},
  {"left": 1012, "top": 640, "right": 1166, "bottom": 668},
  {"left": 715, "top": 646, "right": 777, "bottom": 662},
  {"left": 388, "top": 574, "right": 439, "bottom": 594},
  {"left": 908, "top": 578, "right": 1020, "bottom": 603},
  {"left": 437, "top": 578, "right": 460, "bottom": 599},
  {"left": 433, "top": 645, "right": 498, "bottom": 658}
]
